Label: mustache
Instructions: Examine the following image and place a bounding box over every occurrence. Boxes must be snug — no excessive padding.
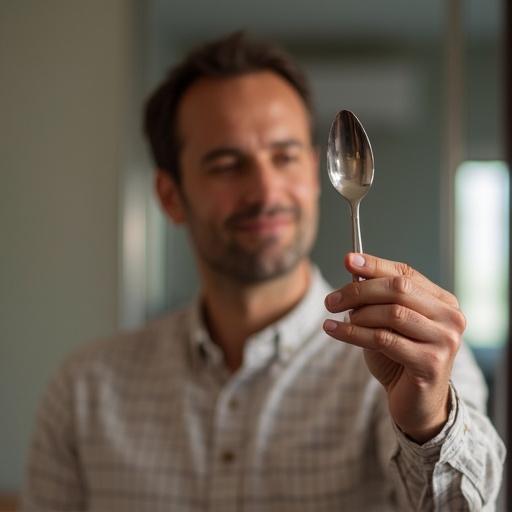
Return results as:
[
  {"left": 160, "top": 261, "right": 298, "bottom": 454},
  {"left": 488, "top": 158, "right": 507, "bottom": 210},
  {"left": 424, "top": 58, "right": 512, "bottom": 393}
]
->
[{"left": 225, "top": 203, "right": 301, "bottom": 227}]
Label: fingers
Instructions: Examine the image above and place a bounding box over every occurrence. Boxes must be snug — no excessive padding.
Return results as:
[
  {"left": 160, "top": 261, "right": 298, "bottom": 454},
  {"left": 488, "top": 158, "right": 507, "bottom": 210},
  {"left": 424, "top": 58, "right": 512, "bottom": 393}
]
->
[
  {"left": 348, "top": 304, "right": 460, "bottom": 348},
  {"left": 325, "top": 275, "right": 465, "bottom": 330},
  {"left": 349, "top": 304, "right": 431, "bottom": 343},
  {"left": 324, "top": 253, "right": 466, "bottom": 373},
  {"left": 323, "top": 319, "right": 427, "bottom": 373},
  {"left": 344, "top": 253, "right": 460, "bottom": 309},
  {"left": 322, "top": 318, "right": 458, "bottom": 382},
  {"left": 326, "top": 254, "right": 462, "bottom": 435}
]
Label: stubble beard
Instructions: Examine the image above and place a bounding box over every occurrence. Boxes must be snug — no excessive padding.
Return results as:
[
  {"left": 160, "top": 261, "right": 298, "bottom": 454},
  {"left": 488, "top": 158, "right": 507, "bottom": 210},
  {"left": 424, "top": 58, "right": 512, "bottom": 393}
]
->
[{"left": 186, "top": 204, "right": 318, "bottom": 285}]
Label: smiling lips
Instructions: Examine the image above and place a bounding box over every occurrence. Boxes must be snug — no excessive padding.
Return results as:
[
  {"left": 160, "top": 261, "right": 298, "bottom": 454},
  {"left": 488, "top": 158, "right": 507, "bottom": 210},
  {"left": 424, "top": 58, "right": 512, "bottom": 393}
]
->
[
  {"left": 226, "top": 204, "right": 300, "bottom": 236},
  {"left": 232, "top": 213, "right": 295, "bottom": 234}
]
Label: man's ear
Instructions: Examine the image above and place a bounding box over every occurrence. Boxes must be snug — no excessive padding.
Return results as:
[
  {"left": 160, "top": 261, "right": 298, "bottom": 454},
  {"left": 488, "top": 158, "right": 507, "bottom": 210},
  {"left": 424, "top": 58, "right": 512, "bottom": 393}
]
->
[{"left": 155, "top": 169, "right": 187, "bottom": 224}]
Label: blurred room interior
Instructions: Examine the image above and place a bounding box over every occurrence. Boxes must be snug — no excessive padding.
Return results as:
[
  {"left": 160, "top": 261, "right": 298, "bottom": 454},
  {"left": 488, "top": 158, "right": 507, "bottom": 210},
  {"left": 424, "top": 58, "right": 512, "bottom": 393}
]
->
[{"left": 0, "top": 0, "right": 508, "bottom": 509}]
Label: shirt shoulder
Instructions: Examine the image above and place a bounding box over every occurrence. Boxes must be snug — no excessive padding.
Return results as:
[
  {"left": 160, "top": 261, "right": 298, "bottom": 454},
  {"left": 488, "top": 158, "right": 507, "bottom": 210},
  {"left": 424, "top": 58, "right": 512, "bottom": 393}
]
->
[{"left": 54, "top": 307, "right": 192, "bottom": 386}]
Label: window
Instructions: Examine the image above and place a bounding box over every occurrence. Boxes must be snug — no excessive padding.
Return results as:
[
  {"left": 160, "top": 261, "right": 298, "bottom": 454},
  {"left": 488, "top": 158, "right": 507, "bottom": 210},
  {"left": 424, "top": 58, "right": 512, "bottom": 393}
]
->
[{"left": 454, "top": 161, "right": 509, "bottom": 354}]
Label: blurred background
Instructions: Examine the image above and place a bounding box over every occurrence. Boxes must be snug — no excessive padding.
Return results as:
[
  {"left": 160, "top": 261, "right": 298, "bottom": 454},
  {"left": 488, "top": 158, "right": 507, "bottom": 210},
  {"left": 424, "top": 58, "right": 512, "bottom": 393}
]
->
[{"left": 0, "top": 0, "right": 507, "bottom": 509}]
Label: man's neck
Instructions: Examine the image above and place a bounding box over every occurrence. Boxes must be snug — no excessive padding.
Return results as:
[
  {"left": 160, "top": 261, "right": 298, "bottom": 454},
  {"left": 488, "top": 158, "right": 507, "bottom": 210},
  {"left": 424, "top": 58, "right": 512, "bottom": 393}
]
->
[{"left": 199, "top": 260, "right": 312, "bottom": 372}]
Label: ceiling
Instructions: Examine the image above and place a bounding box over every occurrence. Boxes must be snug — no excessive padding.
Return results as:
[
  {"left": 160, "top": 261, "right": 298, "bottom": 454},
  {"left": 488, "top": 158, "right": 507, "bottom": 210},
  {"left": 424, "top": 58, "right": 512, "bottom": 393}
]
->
[{"left": 151, "top": 0, "right": 502, "bottom": 46}]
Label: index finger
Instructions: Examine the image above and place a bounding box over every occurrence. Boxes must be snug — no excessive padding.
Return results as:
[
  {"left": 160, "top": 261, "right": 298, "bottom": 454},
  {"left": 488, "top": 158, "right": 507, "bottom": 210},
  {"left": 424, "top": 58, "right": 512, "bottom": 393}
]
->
[{"left": 345, "top": 252, "right": 459, "bottom": 308}]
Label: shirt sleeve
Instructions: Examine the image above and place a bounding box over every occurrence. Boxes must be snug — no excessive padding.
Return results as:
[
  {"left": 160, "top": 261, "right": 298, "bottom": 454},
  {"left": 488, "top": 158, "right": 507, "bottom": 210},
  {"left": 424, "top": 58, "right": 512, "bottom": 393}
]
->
[
  {"left": 21, "top": 363, "right": 87, "bottom": 512},
  {"left": 379, "top": 342, "right": 506, "bottom": 511}
]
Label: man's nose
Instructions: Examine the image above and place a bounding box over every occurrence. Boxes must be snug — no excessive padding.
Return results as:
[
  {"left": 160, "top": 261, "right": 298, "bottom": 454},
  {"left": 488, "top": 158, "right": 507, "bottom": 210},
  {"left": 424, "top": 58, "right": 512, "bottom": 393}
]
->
[{"left": 245, "top": 159, "right": 281, "bottom": 203}]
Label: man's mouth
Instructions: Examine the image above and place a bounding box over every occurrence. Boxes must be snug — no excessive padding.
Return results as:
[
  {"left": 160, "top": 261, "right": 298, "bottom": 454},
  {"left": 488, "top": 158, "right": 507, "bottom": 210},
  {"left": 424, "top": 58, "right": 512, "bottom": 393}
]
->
[
  {"left": 231, "top": 214, "right": 294, "bottom": 234},
  {"left": 226, "top": 206, "right": 299, "bottom": 235}
]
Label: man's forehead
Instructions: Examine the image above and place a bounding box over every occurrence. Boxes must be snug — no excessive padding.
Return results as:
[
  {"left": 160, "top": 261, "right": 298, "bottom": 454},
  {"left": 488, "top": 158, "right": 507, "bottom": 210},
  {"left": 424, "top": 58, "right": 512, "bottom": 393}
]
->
[
  {"left": 177, "top": 71, "right": 311, "bottom": 151},
  {"left": 181, "top": 70, "right": 301, "bottom": 106}
]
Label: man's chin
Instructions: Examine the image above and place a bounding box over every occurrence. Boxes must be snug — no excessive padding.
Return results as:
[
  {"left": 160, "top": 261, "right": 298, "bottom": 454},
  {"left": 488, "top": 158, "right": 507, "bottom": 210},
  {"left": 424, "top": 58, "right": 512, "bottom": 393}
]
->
[
  {"left": 197, "top": 224, "right": 315, "bottom": 284},
  {"left": 224, "top": 247, "right": 306, "bottom": 284},
  {"left": 230, "top": 263, "right": 297, "bottom": 284}
]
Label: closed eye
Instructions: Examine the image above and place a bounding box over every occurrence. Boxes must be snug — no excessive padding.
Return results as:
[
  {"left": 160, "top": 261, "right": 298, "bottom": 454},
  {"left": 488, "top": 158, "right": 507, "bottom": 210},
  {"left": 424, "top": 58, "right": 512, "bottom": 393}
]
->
[
  {"left": 273, "top": 150, "right": 301, "bottom": 167},
  {"left": 209, "top": 156, "right": 244, "bottom": 173},
  {"left": 201, "top": 148, "right": 247, "bottom": 175}
]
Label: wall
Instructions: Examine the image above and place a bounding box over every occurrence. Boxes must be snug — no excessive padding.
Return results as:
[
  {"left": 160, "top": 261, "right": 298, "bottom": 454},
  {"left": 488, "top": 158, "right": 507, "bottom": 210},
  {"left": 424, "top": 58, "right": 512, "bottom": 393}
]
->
[
  {"left": 0, "top": 1, "right": 133, "bottom": 491},
  {"left": 0, "top": 0, "right": 503, "bottom": 496}
]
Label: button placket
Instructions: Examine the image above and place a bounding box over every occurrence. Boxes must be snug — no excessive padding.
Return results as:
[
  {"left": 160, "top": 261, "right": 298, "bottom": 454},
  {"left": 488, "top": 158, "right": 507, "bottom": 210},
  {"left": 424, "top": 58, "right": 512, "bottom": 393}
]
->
[
  {"left": 207, "top": 378, "right": 248, "bottom": 512},
  {"left": 228, "top": 397, "right": 239, "bottom": 411}
]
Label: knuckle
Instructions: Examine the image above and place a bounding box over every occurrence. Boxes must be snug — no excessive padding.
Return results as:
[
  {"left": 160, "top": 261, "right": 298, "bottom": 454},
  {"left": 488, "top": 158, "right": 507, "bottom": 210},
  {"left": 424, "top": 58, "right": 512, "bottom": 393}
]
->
[
  {"left": 447, "top": 292, "right": 460, "bottom": 309},
  {"left": 451, "top": 308, "right": 467, "bottom": 332},
  {"left": 445, "top": 331, "right": 461, "bottom": 353},
  {"left": 392, "top": 275, "right": 412, "bottom": 295},
  {"left": 352, "top": 282, "right": 362, "bottom": 299},
  {"left": 346, "top": 323, "right": 358, "bottom": 338},
  {"left": 374, "top": 257, "right": 385, "bottom": 274},
  {"left": 397, "top": 261, "right": 415, "bottom": 277},
  {"left": 374, "top": 328, "right": 395, "bottom": 349},
  {"left": 426, "top": 349, "right": 443, "bottom": 367},
  {"left": 422, "top": 352, "right": 441, "bottom": 379},
  {"left": 391, "top": 304, "right": 407, "bottom": 323}
]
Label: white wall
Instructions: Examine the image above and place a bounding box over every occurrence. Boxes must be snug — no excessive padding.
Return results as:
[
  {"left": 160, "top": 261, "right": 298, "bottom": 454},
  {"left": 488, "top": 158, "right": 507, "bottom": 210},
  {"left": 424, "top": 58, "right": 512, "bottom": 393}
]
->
[{"left": 0, "top": 0, "right": 134, "bottom": 490}]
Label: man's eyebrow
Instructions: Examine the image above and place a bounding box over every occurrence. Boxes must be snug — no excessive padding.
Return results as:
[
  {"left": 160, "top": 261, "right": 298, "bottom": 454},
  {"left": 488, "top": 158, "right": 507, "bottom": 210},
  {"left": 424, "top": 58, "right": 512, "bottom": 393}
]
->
[{"left": 269, "top": 139, "right": 305, "bottom": 150}]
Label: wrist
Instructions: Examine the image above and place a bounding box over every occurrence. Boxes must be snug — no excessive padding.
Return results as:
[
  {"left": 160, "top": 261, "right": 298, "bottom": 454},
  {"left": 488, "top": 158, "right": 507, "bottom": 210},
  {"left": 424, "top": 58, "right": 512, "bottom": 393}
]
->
[{"left": 396, "top": 387, "right": 451, "bottom": 444}]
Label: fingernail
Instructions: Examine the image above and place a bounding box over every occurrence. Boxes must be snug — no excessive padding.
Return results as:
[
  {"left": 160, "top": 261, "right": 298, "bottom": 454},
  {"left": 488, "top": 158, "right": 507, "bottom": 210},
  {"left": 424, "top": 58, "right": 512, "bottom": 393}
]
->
[
  {"left": 324, "top": 319, "right": 338, "bottom": 332},
  {"left": 351, "top": 254, "right": 365, "bottom": 267},
  {"left": 327, "top": 291, "right": 342, "bottom": 308}
]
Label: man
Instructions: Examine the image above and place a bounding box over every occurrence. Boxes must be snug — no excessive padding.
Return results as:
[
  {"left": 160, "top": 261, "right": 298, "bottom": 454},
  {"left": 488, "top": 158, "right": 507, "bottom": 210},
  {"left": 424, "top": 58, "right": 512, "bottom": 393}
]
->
[{"left": 24, "top": 32, "right": 505, "bottom": 511}]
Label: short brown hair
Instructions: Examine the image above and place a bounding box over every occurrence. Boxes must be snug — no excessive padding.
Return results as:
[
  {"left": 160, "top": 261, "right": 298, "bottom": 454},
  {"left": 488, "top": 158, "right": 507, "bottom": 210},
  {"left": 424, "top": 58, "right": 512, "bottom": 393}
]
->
[{"left": 143, "top": 31, "right": 314, "bottom": 183}]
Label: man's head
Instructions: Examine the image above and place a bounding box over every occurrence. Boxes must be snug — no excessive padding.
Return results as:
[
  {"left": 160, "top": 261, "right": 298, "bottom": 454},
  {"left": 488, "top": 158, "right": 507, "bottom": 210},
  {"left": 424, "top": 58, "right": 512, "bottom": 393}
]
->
[
  {"left": 144, "top": 32, "right": 320, "bottom": 284},
  {"left": 144, "top": 31, "right": 315, "bottom": 184}
]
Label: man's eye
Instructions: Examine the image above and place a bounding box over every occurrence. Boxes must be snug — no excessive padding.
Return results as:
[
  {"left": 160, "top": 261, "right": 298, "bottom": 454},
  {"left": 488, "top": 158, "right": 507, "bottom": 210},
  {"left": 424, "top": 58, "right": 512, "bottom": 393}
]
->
[
  {"left": 274, "top": 152, "right": 299, "bottom": 166},
  {"left": 208, "top": 160, "right": 242, "bottom": 174}
]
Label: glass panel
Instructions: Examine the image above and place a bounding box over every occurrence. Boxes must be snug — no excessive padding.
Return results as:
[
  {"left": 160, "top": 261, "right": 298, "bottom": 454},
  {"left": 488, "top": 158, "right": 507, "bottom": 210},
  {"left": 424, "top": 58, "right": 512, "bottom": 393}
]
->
[{"left": 455, "top": 161, "right": 509, "bottom": 348}]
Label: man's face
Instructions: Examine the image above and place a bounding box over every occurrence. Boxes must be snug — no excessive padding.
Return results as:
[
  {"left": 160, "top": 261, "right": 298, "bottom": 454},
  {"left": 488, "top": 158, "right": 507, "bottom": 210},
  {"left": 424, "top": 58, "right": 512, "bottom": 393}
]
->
[{"left": 174, "top": 71, "right": 319, "bottom": 283}]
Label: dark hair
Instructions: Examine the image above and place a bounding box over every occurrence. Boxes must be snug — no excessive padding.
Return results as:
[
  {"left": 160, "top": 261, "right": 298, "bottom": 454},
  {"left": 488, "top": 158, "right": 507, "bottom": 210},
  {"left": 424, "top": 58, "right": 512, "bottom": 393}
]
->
[{"left": 143, "top": 31, "right": 314, "bottom": 183}]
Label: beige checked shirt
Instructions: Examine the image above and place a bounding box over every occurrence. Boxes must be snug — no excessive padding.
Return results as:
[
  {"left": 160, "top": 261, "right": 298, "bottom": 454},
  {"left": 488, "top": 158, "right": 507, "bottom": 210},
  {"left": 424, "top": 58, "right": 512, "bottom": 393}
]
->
[{"left": 23, "top": 268, "right": 505, "bottom": 511}]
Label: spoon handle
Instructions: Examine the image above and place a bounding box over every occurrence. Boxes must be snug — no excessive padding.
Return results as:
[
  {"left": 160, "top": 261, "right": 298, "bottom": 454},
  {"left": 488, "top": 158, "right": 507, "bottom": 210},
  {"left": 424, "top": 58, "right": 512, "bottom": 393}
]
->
[{"left": 350, "top": 201, "right": 364, "bottom": 282}]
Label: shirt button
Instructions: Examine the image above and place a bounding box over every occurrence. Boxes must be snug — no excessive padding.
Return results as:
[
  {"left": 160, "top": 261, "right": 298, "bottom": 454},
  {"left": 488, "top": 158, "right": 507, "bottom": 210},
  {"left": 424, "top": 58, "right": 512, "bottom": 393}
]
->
[
  {"left": 221, "top": 450, "right": 236, "bottom": 464},
  {"left": 282, "top": 345, "right": 294, "bottom": 357},
  {"left": 228, "top": 398, "right": 239, "bottom": 411}
]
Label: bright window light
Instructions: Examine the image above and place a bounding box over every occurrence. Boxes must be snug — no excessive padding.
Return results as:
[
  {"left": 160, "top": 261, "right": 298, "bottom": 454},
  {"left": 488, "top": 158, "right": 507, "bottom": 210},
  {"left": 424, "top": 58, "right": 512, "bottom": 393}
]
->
[{"left": 455, "top": 161, "right": 509, "bottom": 348}]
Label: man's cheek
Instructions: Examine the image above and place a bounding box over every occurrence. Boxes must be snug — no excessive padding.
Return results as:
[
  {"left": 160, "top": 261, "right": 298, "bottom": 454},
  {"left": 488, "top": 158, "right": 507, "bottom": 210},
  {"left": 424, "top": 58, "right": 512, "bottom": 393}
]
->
[
  {"left": 190, "top": 192, "right": 235, "bottom": 220},
  {"left": 291, "top": 180, "right": 319, "bottom": 201}
]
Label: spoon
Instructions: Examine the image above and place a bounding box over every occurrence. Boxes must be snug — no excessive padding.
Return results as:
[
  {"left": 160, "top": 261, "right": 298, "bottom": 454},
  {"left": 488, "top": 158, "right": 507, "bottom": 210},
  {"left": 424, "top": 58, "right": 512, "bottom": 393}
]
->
[{"left": 327, "top": 110, "right": 374, "bottom": 279}]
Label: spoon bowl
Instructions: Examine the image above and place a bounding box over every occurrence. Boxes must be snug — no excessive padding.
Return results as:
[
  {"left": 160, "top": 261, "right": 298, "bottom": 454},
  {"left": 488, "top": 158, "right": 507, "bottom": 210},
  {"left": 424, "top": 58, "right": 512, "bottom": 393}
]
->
[{"left": 327, "top": 110, "right": 375, "bottom": 258}]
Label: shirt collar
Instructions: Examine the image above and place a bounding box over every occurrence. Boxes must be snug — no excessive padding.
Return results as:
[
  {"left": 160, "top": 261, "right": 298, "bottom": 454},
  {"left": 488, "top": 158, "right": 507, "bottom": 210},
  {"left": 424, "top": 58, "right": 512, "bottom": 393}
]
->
[
  {"left": 187, "top": 266, "right": 333, "bottom": 370},
  {"left": 277, "top": 266, "right": 334, "bottom": 362}
]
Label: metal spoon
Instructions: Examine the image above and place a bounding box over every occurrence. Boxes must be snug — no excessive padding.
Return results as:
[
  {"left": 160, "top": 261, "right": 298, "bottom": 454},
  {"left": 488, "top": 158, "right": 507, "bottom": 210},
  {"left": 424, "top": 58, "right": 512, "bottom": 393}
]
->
[{"left": 327, "top": 110, "right": 374, "bottom": 279}]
